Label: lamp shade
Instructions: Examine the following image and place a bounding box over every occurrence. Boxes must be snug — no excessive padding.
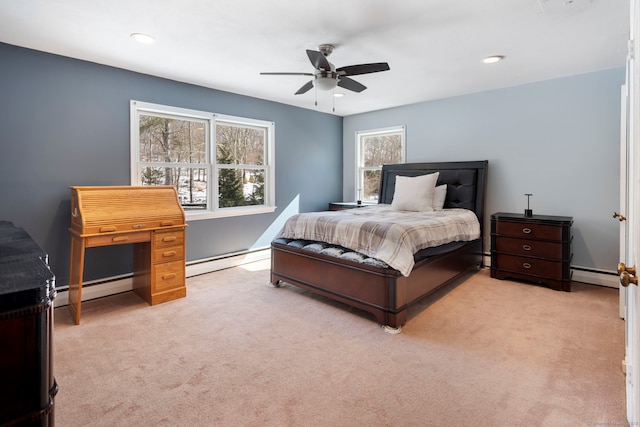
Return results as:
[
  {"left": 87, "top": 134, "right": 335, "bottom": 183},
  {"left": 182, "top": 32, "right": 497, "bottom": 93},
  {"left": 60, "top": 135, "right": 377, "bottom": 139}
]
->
[{"left": 313, "top": 76, "right": 338, "bottom": 91}]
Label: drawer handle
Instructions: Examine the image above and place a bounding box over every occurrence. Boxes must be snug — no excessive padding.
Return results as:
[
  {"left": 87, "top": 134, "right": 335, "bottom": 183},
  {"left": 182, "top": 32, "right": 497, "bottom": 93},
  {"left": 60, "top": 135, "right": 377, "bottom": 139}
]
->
[
  {"left": 160, "top": 221, "right": 175, "bottom": 227},
  {"left": 162, "top": 236, "right": 177, "bottom": 243},
  {"left": 99, "top": 226, "right": 117, "bottom": 233},
  {"left": 522, "top": 228, "right": 532, "bottom": 234},
  {"left": 112, "top": 236, "right": 129, "bottom": 242},
  {"left": 132, "top": 224, "right": 146, "bottom": 229},
  {"left": 523, "top": 262, "right": 532, "bottom": 269},
  {"left": 522, "top": 245, "right": 532, "bottom": 251},
  {"left": 162, "top": 251, "right": 177, "bottom": 258},
  {"left": 162, "top": 273, "right": 176, "bottom": 280}
]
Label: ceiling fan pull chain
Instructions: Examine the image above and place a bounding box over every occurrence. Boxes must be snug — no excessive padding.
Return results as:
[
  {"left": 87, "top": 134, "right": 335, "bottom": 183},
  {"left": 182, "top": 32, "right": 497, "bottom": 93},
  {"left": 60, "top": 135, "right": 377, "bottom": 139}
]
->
[{"left": 332, "top": 89, "right": 335, "bottom": 112}]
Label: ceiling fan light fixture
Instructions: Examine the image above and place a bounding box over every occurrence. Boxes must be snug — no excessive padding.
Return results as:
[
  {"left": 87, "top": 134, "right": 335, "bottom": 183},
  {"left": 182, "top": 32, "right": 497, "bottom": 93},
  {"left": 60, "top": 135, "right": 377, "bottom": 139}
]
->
[
  {"left": 313, "top": 75, "right": 338, "bottom": 91},
  {"left": 483, "top": 55, "right": 504, "bottom": 64},
  {"left": 259, "top": 44, "right": 389, "bottom": 106},
  {"left": 131, "top": 33, "right": 155, "bottom": 44}
]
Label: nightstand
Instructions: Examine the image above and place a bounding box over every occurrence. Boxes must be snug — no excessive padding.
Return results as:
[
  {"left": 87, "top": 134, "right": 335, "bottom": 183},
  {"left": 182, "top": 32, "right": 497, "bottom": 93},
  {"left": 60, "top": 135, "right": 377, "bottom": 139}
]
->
[
  {"left": 490, "top": 212, "right": 573, "bottom": 291},
  {"left": 328, "top": 202, "right": 370, "bottom": 211}
]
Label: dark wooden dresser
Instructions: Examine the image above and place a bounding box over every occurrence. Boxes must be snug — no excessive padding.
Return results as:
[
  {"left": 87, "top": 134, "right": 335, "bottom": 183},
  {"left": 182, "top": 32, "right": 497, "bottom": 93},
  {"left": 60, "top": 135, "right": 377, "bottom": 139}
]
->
[
  {"left": 490, "top": 212, "right": 573, "bottom": 291},
  {"left": 0, "top": 221, "right": 57, "bottom": 426}
]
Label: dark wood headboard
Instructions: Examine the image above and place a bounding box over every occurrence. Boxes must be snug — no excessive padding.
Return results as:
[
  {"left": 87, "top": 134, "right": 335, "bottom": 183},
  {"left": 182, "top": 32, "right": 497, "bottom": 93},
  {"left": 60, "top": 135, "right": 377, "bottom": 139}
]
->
[{"left": 378, "top": 161, "right": 488, "bottom": 227}]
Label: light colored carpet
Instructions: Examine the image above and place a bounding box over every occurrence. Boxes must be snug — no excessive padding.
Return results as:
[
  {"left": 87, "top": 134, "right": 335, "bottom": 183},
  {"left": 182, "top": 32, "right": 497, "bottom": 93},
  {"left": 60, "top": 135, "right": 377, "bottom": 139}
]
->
[{"left": 53, "top": 261, "right": 626, "bottom": 426}]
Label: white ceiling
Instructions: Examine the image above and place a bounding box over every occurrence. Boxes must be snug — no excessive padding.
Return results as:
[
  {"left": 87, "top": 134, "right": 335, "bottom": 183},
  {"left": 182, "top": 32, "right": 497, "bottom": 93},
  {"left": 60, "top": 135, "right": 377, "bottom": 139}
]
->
[{"left": 0, "top": 0, "right": 630, "bottom": 116}]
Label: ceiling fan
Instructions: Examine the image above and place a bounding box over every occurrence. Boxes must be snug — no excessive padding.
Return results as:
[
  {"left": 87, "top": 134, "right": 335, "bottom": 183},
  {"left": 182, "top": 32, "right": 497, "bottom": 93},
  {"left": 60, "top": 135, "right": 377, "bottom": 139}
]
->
[{"left": 260, "top": 44, "right": 390, "bottom": 95}]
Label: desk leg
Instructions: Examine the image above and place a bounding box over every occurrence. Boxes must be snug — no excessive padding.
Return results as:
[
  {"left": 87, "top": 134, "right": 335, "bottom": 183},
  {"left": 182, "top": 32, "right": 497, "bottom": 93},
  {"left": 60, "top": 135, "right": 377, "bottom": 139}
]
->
[
  {"left": 133, "top": 241, "right": 152, "bottom": 303},
  {"left": 68, "top": 234, "right": 85, "bottom": 325}
]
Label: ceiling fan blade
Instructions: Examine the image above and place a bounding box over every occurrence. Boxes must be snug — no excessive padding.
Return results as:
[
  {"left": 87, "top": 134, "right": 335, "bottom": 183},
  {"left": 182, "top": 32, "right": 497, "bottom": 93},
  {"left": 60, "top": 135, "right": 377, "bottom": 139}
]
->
[
  {"left": 260, "top": 72, "right": 314, "bottom": 76},
  {"left": 295, "top": 80, "right": 314, "bottom": 95},
  {"left": 337, "top": 76, "right": 367, "bottom": 93},
  {"left": 306, "top": 50, "right": 331, "bottom": 71},
  {"left": 336, "top": 62, "right": 390, "bottom": 76}
]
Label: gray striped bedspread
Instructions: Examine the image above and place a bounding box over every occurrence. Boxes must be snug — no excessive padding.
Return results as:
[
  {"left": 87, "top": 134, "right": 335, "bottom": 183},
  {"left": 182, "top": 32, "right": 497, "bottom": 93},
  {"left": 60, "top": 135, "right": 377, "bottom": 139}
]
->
[{"left": 276, "top": 205, "right": 480, "bottom": 277}]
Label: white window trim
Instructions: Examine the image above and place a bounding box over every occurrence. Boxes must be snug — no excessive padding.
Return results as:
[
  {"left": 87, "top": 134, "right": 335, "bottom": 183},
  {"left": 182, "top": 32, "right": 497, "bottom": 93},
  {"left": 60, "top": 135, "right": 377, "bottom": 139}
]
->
[
  {"left": 131, "top": 101, "right": 276, "bottom": 221},
  {"left": 355, "top": 125, "right": 406, "bottom": 201}
]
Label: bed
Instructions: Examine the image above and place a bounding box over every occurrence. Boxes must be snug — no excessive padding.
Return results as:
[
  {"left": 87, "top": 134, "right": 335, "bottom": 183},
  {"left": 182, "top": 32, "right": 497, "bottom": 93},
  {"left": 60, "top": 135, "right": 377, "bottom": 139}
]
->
[{"left": 270, "top": 160, "right": 488, "bottom": 332}]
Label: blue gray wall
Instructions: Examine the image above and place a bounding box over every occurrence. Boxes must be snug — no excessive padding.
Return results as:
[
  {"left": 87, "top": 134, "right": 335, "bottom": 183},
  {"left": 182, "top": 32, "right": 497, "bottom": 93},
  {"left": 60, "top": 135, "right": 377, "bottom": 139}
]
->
[
  {"left": 343, "top": 68, "right": 625, "bottom": 272},
  {"left": 0, "top": 43, "right": 343, "bottom": 285},
  {"left": 0, "top": 41, "right": 625, "bottom": 284}
]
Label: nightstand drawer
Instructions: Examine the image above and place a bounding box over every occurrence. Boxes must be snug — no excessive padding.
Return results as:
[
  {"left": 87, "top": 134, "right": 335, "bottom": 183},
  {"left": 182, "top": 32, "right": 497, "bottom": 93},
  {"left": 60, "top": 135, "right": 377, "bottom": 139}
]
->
[
  {"left": 494, "top": 237, "right": 563, "bottom": 259},
  {"left": 495, "top": 221, "right": 562, "bottom": 240},
  {"left": 496, "top": 254, "right": 562, "bottom": 278}
]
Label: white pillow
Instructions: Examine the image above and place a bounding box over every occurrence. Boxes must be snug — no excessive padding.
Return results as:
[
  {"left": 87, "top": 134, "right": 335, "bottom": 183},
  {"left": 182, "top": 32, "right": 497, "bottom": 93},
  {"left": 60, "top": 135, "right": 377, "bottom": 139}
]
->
[
  {"left": 391, "top": 172, "right": 439, "bottom": 211},
  {"left": 433, "top": 184, "right": 447, "bottom": 210}
]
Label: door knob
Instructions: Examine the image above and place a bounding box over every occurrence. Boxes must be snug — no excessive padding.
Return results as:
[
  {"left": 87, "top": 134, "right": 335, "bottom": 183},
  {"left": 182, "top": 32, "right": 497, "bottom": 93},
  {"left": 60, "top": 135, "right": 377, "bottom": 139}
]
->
[
  {"left": 613, "top": 212, "right": 627, "bottom": 221},
  {"left": 621, "top": 271, "right": 638, "bottom": 287},
  {"left": 619, "top": 262, "right": 638, "bottom": 287},
  {"left": 618, "top": 262, "right": 637, "bottom": 276}
]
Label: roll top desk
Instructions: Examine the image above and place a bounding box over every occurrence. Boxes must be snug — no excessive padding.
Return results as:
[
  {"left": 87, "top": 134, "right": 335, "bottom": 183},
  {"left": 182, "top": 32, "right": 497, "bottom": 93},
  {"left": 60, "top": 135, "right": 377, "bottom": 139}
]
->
[{"left": 68, "top": 186, "right": 187, "bottom": 325}]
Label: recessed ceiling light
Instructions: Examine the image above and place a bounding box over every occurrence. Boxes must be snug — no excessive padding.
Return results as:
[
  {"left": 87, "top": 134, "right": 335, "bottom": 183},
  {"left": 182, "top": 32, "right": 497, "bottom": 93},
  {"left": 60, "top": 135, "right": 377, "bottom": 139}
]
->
[
  {"left": 131, "top": 33, "right": 155, "bottom": 44},
  {"left": 333, "top": 93, "right": 344, "bottom": 98},
  {"left": 483, "top": 55, "right": 505, "bottom": 64}
]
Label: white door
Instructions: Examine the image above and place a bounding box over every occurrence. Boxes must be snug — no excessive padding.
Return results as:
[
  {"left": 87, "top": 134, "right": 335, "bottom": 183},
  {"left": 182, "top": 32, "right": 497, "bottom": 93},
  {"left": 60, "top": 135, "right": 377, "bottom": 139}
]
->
[
  {"left": 621, "top": 84, "right": 629, "bottom": 321},
  {"left": 625, "top": 0, "right": 640, "bottom": 422}
]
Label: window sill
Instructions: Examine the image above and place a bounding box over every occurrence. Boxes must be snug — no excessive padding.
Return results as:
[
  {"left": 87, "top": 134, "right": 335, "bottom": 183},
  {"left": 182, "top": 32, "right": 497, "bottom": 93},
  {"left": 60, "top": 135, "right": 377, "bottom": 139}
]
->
[{"left": 185, "top": 206, "right": 277, "bottom": 221}]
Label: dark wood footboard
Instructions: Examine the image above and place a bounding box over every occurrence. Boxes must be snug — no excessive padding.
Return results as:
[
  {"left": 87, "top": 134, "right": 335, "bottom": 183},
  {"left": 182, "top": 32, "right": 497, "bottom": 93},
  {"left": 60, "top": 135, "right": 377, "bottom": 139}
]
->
[
  {"left": 270, "top": 160, "right": 487, "bottom": 331},
  {"left": 270, "top": 239, "right": 482, "bottom": 328}
]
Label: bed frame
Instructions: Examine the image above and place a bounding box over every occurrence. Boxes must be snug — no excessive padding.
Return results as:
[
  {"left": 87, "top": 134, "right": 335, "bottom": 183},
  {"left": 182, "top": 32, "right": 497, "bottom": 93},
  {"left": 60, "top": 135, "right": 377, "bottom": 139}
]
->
[{"left": 270, "top": 161, "right": 488, "bottom": 331}]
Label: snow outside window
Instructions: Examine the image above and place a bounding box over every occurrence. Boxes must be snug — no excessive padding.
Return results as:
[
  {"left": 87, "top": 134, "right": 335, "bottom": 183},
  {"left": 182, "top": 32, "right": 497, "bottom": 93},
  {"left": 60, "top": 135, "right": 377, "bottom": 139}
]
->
[
  {"left": 131, "top": 101, "right": 275, "bottom": 220},
  {"left": 356, "top": 126, "right": 405, "bottom": 202}
]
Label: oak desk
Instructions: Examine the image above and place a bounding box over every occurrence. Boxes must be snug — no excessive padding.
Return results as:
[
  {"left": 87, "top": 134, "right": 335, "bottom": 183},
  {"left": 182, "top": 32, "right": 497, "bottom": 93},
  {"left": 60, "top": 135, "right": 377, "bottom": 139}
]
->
[{"left": 68, "top": 186, "right": 187, "bottom": 325}]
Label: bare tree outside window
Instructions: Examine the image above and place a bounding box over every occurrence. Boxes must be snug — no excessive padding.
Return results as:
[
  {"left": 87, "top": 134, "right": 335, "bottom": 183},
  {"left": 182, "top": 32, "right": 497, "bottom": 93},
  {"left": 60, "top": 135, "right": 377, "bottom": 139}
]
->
[
  {"left": 132, "top": 101, "right": 275, "bottom": 218},
  {"left": 216, "top": 122, "right": 266, "bottom": 208},
  {"left": 357, "top": 127, "right": 405, "bottom": 201},
  {"left": 139, "top": 115, "right": 208, "bottom": 209}
]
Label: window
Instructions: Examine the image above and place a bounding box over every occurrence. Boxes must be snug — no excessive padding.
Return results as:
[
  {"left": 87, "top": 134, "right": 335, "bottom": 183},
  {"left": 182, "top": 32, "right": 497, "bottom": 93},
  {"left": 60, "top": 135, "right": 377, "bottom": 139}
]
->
[
  {"left": 131, "top": 101, "right": 275, "bottom": 219},
  {"left": 356, "top": 126, "right": 405, "bottom": 202}
]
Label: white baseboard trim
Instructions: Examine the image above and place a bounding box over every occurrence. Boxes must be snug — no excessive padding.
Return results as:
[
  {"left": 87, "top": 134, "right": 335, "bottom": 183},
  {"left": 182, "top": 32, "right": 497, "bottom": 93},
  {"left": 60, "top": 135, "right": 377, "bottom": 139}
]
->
[
  {"left": 185, "top": 248, "right": 270, "bottom": 277},
  {"left": 482, "top": 254, "right": 618, "bottom": 289},
  {"left": 54, "top": 277, "right": 133, "bottom": 308},
  {"left": 54, "top": 248, "right": 271, "bottom": 308},
  {"left": 571, "top": 268, "right": 619, "bottom": 288},
  {"left": 55, "top": 250, "right": 618, "bottom": 308}
]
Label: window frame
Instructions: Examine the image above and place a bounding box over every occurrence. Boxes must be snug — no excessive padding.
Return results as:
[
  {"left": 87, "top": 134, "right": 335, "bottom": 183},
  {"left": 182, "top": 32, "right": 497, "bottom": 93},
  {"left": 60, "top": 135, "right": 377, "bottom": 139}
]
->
[
  {"left": 355, "top": 125, "right": 406, "bottom": 202},
  {"left": 131, "top": 101, "right": 276, "bottom": 220}
]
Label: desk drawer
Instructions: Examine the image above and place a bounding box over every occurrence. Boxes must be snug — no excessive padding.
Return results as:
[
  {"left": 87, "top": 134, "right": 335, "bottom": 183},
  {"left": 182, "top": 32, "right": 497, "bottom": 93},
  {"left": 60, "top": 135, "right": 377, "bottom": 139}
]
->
[
  {"left": 153, "top": 262, "right": 185, "bottom": 292},
  {"left": 86, "top": 231, "right": 150, "bottom": 247},
  {"left": 495, "top": 221, "right": 562, "bottom": 240},
  {"left": 153, "top": 246, "right": 184, "bottom": 264},
  {"left": 494, "top": 237, "right": 563, "bottom": 259},
  {"left": 154, "top": 230, "right": 185, "bottom": 248},
  {"left": 495, "top": 254, "right": 562, "bottom": 279},
  {"left": 80, "top": 219, "right": 184, "bottom": 236}
]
